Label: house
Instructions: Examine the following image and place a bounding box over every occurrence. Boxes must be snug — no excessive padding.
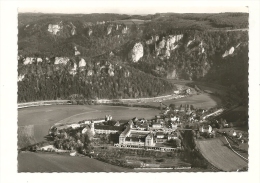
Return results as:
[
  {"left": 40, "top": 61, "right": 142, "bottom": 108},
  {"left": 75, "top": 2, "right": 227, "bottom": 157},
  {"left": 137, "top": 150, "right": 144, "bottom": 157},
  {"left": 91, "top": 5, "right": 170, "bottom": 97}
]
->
[
  {"left": 114, "top": 121, "right": 120, "bottom": 126},
  {"left": 199, "top": 125, "right": 212, "bottom": 134},
  {"left": 152, "top": 123, "right": 162, "bottom": 129},
  {"left": 105, "top": 115, "right": 113, "bottom": 121},
  {"left": 171, "top": 123, "right": 178, "bottom": 131},
  {"left": 168, "top": 132, "right": 178, "bottom": 140},
  {"left": 68, "top": 124, "right": 80, "bottom": 129},
  {"left": 156, "top": 132, "right": 165, "bottom": 139}
]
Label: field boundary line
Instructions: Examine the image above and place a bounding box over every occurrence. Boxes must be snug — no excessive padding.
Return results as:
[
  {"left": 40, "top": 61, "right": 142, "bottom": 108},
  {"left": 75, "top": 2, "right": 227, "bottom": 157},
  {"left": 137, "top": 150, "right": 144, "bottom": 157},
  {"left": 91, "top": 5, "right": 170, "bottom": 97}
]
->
[{"left": 224, "top": 136, "right": 248, "bottom": 162}]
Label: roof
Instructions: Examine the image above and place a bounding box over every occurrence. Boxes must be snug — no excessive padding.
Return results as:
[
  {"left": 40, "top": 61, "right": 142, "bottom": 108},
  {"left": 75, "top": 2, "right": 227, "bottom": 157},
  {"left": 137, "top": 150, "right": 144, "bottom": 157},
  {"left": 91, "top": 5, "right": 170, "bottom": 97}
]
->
[
  {"left": 156, "top": 132, "right": 164, "bottom": 136},
  {"left": 95, "top": 125, "right": 124, "bottom": 131},
  {"left": 125, "top": 137, "right": 145, "bottom": 142}
]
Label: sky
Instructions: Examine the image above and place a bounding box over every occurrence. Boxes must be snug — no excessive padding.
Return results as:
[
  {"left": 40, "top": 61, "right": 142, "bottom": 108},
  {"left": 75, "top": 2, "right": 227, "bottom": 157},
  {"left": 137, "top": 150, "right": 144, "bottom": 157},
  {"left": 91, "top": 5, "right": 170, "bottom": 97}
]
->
[{"left": 18, "top": 5, "right": 248, "bottom": 15}]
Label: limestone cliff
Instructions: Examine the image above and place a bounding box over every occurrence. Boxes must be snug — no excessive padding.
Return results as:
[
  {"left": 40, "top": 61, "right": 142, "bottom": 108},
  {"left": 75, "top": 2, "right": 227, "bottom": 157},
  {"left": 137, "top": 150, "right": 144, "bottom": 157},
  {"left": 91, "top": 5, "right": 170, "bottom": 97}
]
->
[
  {"left": 222, "top": 47, "right": 235, "bottom": 58},
  {"left": 54, "top": 57, "right": 70, "bottom": 65},
  {"left": 129, "top": 42, "right": 143, "bottom": 62}
]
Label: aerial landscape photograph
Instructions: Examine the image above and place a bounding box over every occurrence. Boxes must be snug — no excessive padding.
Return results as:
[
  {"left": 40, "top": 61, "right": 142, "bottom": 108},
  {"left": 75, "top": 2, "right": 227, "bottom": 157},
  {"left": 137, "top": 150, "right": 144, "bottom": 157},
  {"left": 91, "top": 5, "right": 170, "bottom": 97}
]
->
[{"left": 16, "top": 5, "right": 251, "bottom": 173}]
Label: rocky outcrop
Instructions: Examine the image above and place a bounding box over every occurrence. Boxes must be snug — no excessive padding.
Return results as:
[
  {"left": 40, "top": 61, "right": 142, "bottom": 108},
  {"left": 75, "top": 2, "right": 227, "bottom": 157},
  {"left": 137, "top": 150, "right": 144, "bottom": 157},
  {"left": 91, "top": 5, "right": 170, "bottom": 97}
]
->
[
  {"left": 222, "top": 47, "right": 235, "bottom": 58},
  {"left": 122, "top": 26, "right": 128, "bottom": 34},
  {"left": 107, "top": 25, "right": 113, "bottom": 35},
  {"left": 152, "top": 35, "right": 159, "bottom": 42},
  {"left": 48, "top": 24, "right": 62, "bottom": 35},
  {"left": 124, "top": 70, "right": 130, "bottom": 77},
  {"left": 96, "top": 21, "right": 105, "bottom": 25},
  {"left": 187, "top": 38, "right": 195, "bottom": 47},
  {"left": 88, "top": 29, "right": 93, "bottom": 36},
  {"left": 129, "top": 42, "right": 143, "bottom": 62},
  {"left": 54, "top": 57, "right": 70, "bottom": 65},
  {"left": 155, "top": 35, "right": 182, "bottom": 58},
  {"left": 166, "top": 35, "right": 183, "bottom": 50},
  {"left": 198, "top": 41, "right": 205, "bottom": 54},
  {"left": 37, "top": 58, "right": 43, "bottom": 63},
  {"left": 74, "top": 46, "right": 80, "bottom": 56},
  {"left": 18, "top": 74, "right": 25, "bottom": 82},
  {"left": 70, "top": 22, "right": 76, "bottom": 35},
  {"left": 79, "top": 58, "right": 86, "bottom": 67},
  {"left": 108, "top": 68, "right": 114, "bottom": 76},
  {"left": 23, "top": 57, "right": 35, "bottom": 65},
  {"left": 146, "top": 39, "right": 153, "bottom": 45},
  {"left": 87, "top": 70, "right": 93, "bottom": 76}
]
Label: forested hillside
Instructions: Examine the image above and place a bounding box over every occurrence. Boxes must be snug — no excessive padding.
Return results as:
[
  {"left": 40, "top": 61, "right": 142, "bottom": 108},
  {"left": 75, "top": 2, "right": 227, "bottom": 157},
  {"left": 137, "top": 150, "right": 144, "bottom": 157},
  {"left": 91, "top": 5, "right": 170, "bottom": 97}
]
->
[{"left": 18, "top": 12, "right": 248, "bottom": 103}]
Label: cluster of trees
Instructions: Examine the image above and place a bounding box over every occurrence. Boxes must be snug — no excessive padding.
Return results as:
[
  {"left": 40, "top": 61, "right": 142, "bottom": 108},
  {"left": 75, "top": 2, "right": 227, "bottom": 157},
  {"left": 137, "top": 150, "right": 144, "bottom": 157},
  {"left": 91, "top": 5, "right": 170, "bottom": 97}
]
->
[
  {"left": 18, "top": 57, "right": 175, "bottom": 102},
  {"left": 52, "top": 127, "right": 94, "bottom": 154}
]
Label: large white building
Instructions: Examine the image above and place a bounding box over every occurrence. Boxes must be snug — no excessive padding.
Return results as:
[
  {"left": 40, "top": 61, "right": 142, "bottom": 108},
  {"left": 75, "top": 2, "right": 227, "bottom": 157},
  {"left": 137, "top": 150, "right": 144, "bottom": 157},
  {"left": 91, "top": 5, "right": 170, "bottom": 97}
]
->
[{"left": 119, "top": 122, "right": 154, "bottom": 147}]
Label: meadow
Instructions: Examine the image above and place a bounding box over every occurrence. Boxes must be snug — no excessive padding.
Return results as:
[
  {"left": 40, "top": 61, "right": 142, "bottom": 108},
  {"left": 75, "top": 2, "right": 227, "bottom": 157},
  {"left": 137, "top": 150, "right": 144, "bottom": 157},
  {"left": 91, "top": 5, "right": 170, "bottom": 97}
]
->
[{"left": 196, "top": 138, "right": 248, "bottom": 171}]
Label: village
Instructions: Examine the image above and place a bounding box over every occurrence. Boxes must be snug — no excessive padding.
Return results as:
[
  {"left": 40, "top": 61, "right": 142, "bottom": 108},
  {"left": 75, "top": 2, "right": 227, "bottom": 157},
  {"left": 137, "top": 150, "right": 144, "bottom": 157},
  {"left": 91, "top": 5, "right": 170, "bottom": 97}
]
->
[{"left": 43, "top": 101, "right": 247, "bottom": 158}]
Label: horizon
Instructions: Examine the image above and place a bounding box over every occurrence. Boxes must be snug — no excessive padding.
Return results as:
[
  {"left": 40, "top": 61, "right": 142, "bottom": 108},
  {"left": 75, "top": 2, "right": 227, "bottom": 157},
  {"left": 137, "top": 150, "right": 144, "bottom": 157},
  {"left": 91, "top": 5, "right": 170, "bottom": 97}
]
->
[{"left": 18, "top": 6, "right": 248, "bottom": 15}]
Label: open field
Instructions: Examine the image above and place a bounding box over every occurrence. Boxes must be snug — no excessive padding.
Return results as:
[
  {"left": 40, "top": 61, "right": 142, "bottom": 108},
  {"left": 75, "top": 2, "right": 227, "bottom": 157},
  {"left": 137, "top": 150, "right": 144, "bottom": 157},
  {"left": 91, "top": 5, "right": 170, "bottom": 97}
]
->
[
  {"left": 112, "top": 19, "right": 151, "bottom": 25},
  {"left": 18, "top": 152, "right": 131, "bottom": 172},
  {"left": 18, "top": 105, "right": 160, "bottom": 147},
  {"left": 18, "top": 152, "right": 209, "bottom": 172},
  {"left": 196, "top": 138, "right": 248, "bottom": 171}
]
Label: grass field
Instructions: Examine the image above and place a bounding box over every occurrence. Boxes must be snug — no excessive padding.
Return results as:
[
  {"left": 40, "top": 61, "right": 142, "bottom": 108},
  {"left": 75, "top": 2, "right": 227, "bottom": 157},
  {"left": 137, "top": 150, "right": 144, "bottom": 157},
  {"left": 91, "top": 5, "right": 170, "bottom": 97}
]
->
[
  {"left": 137, "top": 93, "right": 221, "bottom": 109},
  {"left": 196, "top": 138, "right": 248, "bottom": 171},
  {"left": 18, "top": 152, "right": 131, "bottom": 172},
  {"left": 17, "top": 125, "right": 36, "bottom": 149},
  {"left": 18, "top": 105, "right": 160, "bottom": 147},
  {"left": 18, "top": 152, "right": 208, "bottom": 172}
]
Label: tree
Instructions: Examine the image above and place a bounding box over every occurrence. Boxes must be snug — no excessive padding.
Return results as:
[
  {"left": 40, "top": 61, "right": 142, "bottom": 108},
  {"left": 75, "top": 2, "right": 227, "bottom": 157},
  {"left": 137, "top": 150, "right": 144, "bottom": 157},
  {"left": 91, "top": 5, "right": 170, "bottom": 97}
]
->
[{"left": 169, "top": 103, "right": 176, "bottom": 110}]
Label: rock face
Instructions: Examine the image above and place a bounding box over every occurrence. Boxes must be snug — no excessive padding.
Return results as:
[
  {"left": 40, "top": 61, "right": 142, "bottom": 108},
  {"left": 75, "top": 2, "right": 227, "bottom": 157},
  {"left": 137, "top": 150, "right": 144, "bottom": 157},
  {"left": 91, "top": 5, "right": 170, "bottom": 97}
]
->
[
  {"left": 222, "top": 47, "right": 235, "bottom": 58},
  {"left": 187, "top": 40, "right": 193, "bottom": 47},
  {"left": 124, "top": 70, "right": 130, "bottom": 77},
  {"left": 155, "top": 34, "right": 183, "bottom": 58},
  {"left": 18, "top": 74, "right": 25, "bottom": 82},
  {"left": 198, "top": 41, "right": 205, "bottom": 54},
  {"left": 79, "top": 58, "right": 86, "bottom": 67},
  {"left": 87, "top": 70, "right": 93, "bottom": 76},
  {"left": 70, "top": 22, "right": 76, "bottom": 35},
  {"left": 88, "top": 29, "right": 93, "bottom": 36},
  {"left": 107, "top": 25, "right": 113, "bottom": 35},
  {"left": 23, "top": 57, "right": 34, "bottom": 65},
  {"left": 48, "top": 24, "right": 62, "bottom": 35},
  {"left": 54, "top": 57, "right": 70, "bottom": 65},
  {"left": 146, "top": 39, "right": 153, "bottom": 45},
  {"left": 74, "top": 46, "right": 80, "bottom": 56},
  {"left": 129, "top": 42, "right": 143, "bottom": 62},
  {"left": 122, "top": 26, "right": 128, "bottom": 34},
  {"left": 166, "top": 35, "right": 183, "bottom": 50},
  {"left": 37, "top": 58, "right": 43, "bottom": 63}
]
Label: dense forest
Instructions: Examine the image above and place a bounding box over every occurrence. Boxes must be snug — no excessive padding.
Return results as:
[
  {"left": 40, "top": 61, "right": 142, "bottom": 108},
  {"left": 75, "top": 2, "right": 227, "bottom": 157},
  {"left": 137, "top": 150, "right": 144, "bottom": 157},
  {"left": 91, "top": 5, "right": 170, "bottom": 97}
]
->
[{"left": 18, "top": 12, "right": 248, "bottom": 103}]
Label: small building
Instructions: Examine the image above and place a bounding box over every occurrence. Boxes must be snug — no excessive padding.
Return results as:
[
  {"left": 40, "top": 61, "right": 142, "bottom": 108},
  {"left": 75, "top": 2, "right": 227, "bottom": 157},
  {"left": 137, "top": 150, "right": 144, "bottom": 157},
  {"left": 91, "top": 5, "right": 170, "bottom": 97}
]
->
[
  {"left": 152, "top": 123, "right": 162, "bottom": 129},
  {"left": 156, "top": 132, "right": 165, "bottom": 139},
  {"left": 94, "top": 125, "right": 124, "bottom": 134},
  {"left": 199, "top": 125, "right": 212, "bottom": 134}
]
